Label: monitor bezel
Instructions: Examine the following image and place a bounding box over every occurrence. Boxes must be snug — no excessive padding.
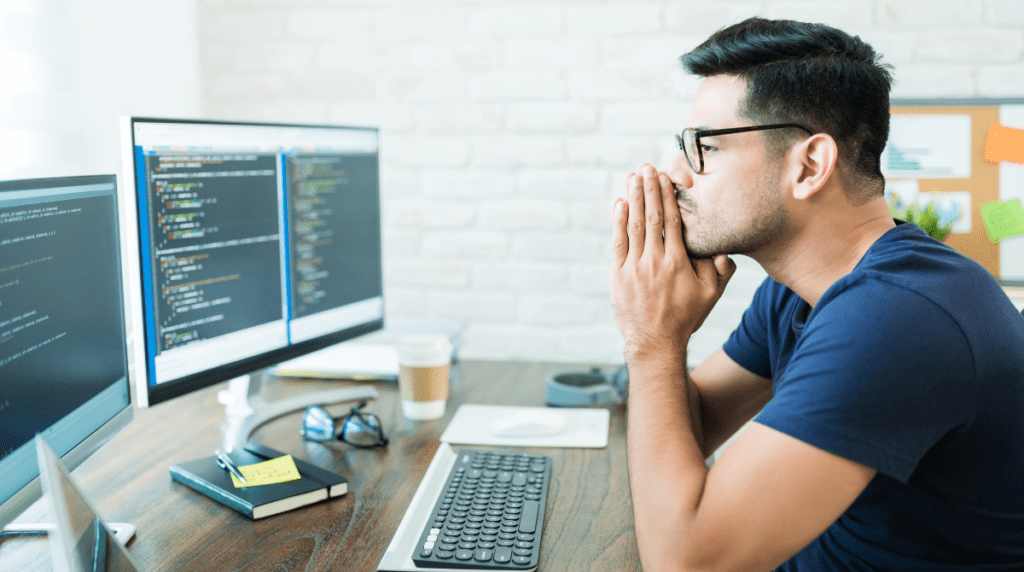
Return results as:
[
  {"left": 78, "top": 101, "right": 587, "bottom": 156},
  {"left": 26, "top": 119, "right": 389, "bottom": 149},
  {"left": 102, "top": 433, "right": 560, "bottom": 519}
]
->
[
  {"left": 0, "top": 174, "right": 134, "bottom": 530},
  {"left": 121, "top": 117, "right": 385, "bottom": 408}
]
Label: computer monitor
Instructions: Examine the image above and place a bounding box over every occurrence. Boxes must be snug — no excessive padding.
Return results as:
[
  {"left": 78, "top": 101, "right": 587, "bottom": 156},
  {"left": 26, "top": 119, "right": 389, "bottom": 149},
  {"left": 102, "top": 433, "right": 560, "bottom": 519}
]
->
[
  {"left": 0, "top": 175, "right": 133, "bottom": 531},
  {"left": 121, "top": 118, "right": 384, "bottom": 434}
]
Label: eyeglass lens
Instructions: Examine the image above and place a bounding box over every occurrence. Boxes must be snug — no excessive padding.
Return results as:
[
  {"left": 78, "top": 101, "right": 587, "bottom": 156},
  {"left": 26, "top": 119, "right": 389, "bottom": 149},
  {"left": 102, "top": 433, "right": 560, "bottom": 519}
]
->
[
  {"left": 678, "top": 128, "right": 701, "bottom": 174},
  {"left": 340, "top": 411, "right": 387, "bottom": 447},
  {"left": 300, "top": 405, "right": 336, "bottom": 442}
]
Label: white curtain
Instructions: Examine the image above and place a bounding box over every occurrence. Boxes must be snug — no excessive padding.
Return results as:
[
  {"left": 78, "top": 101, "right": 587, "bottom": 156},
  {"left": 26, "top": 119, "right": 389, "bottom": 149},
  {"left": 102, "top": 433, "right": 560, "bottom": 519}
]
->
[
  {"left": 0, "top": 0, "right": 86, "bottom": 180},
  {"left": 0, "top": 0, "right": 203, "bottom": 182}
]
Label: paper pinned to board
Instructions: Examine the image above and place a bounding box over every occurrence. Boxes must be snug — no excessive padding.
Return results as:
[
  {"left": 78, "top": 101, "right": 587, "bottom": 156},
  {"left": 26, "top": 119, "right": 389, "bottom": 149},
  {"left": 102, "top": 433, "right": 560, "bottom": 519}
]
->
[
  {"left": 980, "top": 199, "right": 1024, "bottom": 243},
  {"left": 882, "top": 115, "right": 972, "bottom": 179},
  {"left": 984, "top": 122, "right": 1024, "bottom": 164},
  {"left": 440, "top": 404, "right": 610, "bottom": 448}
]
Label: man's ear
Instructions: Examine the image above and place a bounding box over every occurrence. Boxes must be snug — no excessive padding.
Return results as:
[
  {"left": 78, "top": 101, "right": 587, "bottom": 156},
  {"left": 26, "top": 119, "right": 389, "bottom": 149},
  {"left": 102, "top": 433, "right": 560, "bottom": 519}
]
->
[{"left": 790, "top": 133, "right": 837, "bottom": 201}]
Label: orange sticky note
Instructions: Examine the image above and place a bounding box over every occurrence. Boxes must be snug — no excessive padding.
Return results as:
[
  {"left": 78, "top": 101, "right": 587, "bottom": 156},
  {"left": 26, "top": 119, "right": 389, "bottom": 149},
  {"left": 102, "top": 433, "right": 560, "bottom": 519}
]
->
[{"left": 983, "top": 122, "right": 1024, "bottom": 164}]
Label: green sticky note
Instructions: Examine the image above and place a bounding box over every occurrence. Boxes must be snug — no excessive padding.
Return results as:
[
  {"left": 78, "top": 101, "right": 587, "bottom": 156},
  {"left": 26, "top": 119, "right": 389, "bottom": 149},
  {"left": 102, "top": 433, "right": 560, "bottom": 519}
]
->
[{"left": 980, "top": 199, "right": 1024, "bottom": 243}]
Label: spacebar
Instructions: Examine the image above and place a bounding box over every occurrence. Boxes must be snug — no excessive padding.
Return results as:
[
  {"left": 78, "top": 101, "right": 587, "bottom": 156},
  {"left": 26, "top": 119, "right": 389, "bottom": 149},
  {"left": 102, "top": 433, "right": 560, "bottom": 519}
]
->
[{"left": 519, "top": 500, "right": 539, "bottom": 533}]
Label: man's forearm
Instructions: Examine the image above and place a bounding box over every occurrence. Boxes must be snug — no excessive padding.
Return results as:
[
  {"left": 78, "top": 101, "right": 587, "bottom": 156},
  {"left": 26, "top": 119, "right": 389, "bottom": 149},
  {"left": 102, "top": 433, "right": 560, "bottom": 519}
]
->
[
  {"left": 686, "top": 371, "right": 707, "bottom": 458},
  {"left": 627, "top": 350, "right": 711, "bottom": 571}
]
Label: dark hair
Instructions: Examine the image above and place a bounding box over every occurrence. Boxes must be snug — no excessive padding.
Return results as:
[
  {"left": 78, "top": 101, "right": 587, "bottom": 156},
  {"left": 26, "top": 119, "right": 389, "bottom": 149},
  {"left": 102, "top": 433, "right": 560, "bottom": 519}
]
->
[{"left": 681, "top": 17, "right": 893, "bottom": 202}]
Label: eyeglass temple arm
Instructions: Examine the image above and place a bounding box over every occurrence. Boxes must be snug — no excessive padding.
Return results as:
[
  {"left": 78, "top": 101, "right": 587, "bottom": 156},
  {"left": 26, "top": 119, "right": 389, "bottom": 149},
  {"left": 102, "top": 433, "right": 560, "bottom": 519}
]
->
[{"left": 700, "top": 123, "right": 816, "bottom": 137}]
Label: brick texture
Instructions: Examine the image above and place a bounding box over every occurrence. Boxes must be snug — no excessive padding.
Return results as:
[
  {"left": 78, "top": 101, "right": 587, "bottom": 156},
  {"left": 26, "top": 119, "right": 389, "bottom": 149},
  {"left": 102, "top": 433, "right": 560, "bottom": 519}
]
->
[{"left": 197, "top": 0, "right": 1024, "bottom": 365}]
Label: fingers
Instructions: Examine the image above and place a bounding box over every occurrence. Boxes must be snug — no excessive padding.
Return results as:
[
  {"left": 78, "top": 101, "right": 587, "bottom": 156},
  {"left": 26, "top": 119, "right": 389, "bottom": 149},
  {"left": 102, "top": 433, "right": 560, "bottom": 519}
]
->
[
  {"left": 611, "top": 198, "right": 629, "bottom": 267},
  {"left": 691, "top": 254, "right": 737, "bottom": 293},
  {"left": 626, "top": 168, "right": 646, "bottom": 259},
  {"left": 714, "top": 254, "right": 737, "bottom": 284},
  {"left": 616, "top": 163, "right": 677, "bottom": 266},
  {"left": 641, "top": 165, "right": 665, "bottom": 256},
  {"left": 660, "top": 172, "right": 684, "bottom": 251}
]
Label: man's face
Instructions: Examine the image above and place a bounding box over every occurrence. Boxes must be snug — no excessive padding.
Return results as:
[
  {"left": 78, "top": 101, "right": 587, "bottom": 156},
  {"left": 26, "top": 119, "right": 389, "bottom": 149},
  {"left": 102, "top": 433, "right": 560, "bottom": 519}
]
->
[{"left": 666, "top": 75, "right": 790, "bottom": 258}]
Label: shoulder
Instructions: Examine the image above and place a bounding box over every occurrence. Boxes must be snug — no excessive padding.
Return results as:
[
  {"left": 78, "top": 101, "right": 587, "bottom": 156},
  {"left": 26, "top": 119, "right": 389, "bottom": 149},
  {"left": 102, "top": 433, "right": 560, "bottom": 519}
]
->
[
  {"left": 812, "top": 223, "right": 997, "bottom": 347},
  {"left": 748, "top": 275, "right": 803, "bottom": 316},
  {"left": 803, "top": 274, "right": 974, "bottom": 373}
]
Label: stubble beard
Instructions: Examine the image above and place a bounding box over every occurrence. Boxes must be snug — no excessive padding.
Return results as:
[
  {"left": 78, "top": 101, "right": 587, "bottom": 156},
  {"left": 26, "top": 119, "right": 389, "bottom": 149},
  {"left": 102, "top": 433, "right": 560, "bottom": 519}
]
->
[{"left": 680, "top": 172, "right": 789, "bottom": 258}]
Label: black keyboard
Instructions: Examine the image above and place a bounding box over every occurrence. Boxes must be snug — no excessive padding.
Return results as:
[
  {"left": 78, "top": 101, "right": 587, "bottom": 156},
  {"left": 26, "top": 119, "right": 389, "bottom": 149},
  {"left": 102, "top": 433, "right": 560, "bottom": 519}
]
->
[{"left": 412, "top": 449, "right": 551, "bottom": 570}]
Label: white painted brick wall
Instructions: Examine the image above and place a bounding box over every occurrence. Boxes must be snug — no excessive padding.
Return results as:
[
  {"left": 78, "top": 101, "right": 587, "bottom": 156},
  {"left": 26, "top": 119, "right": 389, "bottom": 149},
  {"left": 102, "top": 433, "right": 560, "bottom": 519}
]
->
[{"left": 197, "top": 0, "right": 1024, "bottom": 366}]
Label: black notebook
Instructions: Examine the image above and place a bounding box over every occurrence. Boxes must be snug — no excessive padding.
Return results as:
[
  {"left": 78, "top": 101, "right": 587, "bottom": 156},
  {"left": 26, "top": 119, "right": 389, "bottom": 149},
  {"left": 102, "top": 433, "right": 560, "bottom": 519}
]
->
[{"left": 169, "top": 444, "right": 348, "bottom": 519}]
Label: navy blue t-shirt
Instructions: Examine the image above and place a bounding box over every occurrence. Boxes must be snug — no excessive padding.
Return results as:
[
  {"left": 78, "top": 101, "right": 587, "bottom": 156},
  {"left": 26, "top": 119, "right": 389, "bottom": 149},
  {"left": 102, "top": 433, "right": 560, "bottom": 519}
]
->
[{"left": 722, "top": 222, "right": 1024, "bottom": 570}]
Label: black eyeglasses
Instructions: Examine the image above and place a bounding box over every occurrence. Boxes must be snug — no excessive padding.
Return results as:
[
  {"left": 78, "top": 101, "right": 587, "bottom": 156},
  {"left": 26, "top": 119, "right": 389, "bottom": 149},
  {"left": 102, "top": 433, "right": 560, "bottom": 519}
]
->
[
  {"left": 676, "top": 123, "right": 815, "bottom": 174},
  {"left": 300, "top": 401, "right": 389, "bottom": 448}
]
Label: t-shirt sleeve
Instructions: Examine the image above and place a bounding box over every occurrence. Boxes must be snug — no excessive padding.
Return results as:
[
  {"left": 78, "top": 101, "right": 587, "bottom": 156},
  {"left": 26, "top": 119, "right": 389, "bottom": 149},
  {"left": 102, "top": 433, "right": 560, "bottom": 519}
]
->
[
  {"left": 754, "top": 280, "right": 975, "bottom": 483},
  {"left": 722, "top": 277, "right": 775, "bottom": 379}
]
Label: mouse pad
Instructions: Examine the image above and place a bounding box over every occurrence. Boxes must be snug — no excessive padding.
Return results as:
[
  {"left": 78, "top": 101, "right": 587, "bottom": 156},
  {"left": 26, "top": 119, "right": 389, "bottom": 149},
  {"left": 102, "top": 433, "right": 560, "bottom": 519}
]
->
[{"left": 440, "top": 404, "right": 609, "bottom": 448}]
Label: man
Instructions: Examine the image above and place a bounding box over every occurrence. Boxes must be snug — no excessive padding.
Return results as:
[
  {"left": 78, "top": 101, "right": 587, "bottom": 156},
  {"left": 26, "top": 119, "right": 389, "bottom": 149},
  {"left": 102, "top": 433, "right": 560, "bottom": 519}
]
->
[{"left": 610, "top": 17, "right": 1024, "bottom": 572}]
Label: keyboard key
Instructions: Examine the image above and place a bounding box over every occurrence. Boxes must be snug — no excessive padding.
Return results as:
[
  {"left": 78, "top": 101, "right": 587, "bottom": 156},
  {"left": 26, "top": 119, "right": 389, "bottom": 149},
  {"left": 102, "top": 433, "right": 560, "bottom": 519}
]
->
[
  {"left": 474, "top": 549, "right": 493, "bottom": 562},
  {"left": 494, "top": 547, "right": 513, "bottom": 563},
  {"left": 455, "top": 549, "right": 474, "bottom": 560},
  {"left": 519, "top": 500, "right": 539, "bottom": 533}
]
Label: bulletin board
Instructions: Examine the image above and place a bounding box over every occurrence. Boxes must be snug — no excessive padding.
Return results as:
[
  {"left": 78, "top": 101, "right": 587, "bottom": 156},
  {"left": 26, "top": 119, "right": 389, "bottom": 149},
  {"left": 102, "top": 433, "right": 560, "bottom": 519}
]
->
[{"left": 884, "top": 99, "right": 1024, "bottom": 284}]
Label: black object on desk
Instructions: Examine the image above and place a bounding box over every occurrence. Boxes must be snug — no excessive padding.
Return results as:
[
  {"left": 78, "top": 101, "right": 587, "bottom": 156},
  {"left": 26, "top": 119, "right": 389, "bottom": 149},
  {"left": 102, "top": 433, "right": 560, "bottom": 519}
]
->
[
  {"left": 406, "top": 448, "right": 551, "bottom": 571},
  {"left": 169, "top": 445, "right": 348, "bottom": 519}
]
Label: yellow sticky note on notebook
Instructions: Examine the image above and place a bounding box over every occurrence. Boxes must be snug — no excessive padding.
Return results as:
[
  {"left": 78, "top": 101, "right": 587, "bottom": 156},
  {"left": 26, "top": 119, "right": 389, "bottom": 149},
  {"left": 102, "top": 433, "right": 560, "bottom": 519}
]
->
[{"left": 231, "top": 455, "right": 302, "bottom": 488}]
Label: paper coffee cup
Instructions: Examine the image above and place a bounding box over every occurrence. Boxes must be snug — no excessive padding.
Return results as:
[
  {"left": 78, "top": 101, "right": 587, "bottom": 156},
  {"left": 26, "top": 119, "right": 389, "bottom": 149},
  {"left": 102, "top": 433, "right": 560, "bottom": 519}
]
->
[{"left": 397, "top": 334, "right": 452, "bottom": 420}]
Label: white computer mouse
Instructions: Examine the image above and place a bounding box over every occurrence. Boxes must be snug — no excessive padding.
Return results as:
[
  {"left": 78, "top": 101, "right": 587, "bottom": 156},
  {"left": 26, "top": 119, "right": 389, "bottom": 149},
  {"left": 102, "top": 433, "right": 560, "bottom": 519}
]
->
[{"left": 489, "top": 409, "right": 567, "bottom": 437}]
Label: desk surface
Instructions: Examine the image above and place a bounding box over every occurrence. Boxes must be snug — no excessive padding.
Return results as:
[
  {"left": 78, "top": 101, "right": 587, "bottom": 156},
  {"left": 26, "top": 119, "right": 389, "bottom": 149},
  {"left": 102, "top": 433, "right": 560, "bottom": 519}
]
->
[{"left": 1, "top": 360, "right": 640, "bottom": 571}]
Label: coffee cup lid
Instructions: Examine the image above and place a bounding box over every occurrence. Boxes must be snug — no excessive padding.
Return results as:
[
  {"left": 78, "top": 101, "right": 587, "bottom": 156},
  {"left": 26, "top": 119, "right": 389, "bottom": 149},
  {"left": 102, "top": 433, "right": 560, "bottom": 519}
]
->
[{"left": 398, "top": 334, "right": 453, "bottom": 364}]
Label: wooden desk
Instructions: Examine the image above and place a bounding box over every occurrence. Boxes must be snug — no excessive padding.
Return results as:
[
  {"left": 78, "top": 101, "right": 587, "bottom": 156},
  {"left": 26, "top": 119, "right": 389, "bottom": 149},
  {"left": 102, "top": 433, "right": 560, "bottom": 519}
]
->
[{"left": 1, "top": 360, "right": 640, "bottom": 571}]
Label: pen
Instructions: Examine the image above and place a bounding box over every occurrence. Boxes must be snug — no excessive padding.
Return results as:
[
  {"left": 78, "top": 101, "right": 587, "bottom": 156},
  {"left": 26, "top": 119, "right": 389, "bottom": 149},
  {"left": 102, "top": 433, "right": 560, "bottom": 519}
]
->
[{"left": 215, "top": 449, "right": 247, "bottom": 485}]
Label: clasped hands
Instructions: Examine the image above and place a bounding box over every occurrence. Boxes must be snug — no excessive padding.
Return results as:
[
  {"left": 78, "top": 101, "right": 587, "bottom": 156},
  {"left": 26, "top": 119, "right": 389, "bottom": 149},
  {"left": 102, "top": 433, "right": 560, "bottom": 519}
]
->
[{"left": 610, "top": 163, "right": 736, "bottom": 363}]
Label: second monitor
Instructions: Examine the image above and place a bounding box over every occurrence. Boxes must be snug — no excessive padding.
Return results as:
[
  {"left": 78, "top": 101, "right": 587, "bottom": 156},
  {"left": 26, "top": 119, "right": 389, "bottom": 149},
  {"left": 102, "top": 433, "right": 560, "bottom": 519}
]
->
[{"left": 122, "top": 118, "right": 384, "bottom": 410}]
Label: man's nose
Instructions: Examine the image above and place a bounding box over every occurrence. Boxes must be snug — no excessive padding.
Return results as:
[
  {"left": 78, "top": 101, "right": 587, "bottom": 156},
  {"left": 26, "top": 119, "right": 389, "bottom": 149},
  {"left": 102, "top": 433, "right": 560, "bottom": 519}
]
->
[{"left": 665, "top": 150, "right": 694, "bottom": 191}]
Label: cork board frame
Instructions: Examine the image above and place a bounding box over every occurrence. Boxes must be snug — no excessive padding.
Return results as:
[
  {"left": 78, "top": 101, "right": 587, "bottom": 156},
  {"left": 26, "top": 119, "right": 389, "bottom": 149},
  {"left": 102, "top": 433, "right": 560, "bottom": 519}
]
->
[{"left": 889, "top": 98, "right": 1024, "bottom": 284}]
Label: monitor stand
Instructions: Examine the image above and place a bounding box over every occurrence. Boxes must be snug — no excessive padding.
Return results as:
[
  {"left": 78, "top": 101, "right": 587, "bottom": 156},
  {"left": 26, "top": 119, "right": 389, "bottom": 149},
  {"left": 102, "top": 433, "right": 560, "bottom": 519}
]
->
[{"left": 217, "top": 370, "right": 378, "bottom": 451}]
